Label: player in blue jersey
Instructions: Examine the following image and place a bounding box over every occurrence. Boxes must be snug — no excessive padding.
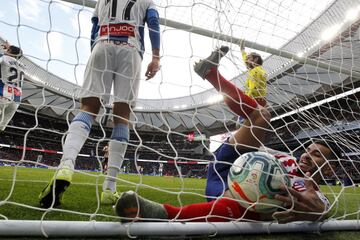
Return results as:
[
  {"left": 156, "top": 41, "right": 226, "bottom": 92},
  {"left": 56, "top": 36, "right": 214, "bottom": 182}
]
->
[
  {"left": 39, "top": 0, "right": 161, "bottom": 208},
  {"left": 0, "top": 41, "right": 24, "bottom": 131}
]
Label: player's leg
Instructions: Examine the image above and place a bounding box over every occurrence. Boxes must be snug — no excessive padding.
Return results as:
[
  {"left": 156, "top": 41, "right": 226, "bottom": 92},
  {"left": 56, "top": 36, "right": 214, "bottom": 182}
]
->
[
  {"left": 194, "top": 46, "right": 259, "bottom": 118},
  {"left": 39, "top": 42, "right": 113, "bottom": 208},
  {"left": 115, "top": 191, "right": 167, "bottom": 221},
  {"left": 230, "top": 107, "right": 271, "bottom": 150},
  {"left": 0, "top": 101, "right": 18, "bottom": 131},
  {"left": 39, "top": 98, "right": 101, "bottom": 208},
  {"left": 61, "top": 42, "right": 114, "bottom": 170},
  {"left": 101, "top": 101, "right": 130, "bottom": 204},
  {"left": 61, "top": 98, "right": 101, "bottom": 169},
  {"left": 194, "top": 46, "right": 271, "bottom": 150},
  {"left": 115, "top": 190, "right": 260, "bottom": 222},
  {"left": 102, "top": 157, "right": 108, "bottom": 174},
  {"left": 0, "top": 103, "right": 6, "bottom": 130},
  {"left": 254, "top": 97, "right": 267, "bottom": 107},
  {"left": 101, "top": 45, "right": 141, "bottom": 204}
]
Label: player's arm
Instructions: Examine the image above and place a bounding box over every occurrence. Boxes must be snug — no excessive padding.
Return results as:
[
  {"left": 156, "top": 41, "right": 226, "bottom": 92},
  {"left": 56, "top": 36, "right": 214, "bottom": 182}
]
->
[
  {"left": 239, "top": 39, "right": 247, "bottom": 63},
  {"left": 145, "top": 6, "right": 161, "bottom": 80},
  {"left": 90, "top": 17, "right": 100, "bottom": 50},
  {"left": 272, "top": 173, "right": 329, "bottom": 223},
  {"left": 241, "top": 51, "right": 248, "bottom": 64},
  {"left": 90, "top": 2, "right": 100, "bottom": 50}
]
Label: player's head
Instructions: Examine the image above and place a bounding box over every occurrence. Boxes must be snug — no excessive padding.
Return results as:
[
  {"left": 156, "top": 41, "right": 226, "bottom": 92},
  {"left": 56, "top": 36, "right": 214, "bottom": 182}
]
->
[
  {"left": 246, "top": 52, "right": 263, "bottom": 69},
  {"left": 6, "top": 45, "right": 23, "bottom": 59},
  {"left": 298, "top": 139, "right": 341, "bottom": 178}
]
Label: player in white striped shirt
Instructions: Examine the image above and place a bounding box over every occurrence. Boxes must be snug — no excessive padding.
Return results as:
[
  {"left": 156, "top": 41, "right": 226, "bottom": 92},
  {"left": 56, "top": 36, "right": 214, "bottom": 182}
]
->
[
  {"left": 39, "top": 0, "right": 161, "bottom": 208},
  {"left": 0, "top": 41, "right": 24, "bottom": 131}
]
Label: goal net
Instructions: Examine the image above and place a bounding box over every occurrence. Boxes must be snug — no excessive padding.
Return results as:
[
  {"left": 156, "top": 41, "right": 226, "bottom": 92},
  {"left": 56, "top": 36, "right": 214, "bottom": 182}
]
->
[{"left": 0, "top": 0, "right": 360, "bottom": 238}]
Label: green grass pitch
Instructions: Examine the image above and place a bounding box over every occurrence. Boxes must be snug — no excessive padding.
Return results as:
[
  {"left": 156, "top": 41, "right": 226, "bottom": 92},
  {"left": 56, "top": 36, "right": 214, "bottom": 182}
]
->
[{"left": 1, "top": 166, "right": 359, "bottom": 239}]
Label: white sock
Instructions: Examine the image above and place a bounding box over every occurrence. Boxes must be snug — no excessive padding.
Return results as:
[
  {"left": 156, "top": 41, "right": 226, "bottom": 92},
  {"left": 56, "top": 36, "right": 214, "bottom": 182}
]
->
[
  {"left": 103, "top": 140, "right": 127, "bottom": 192},
  {"left": 60, "top": 121, "right": 90, "bottom": 170}
]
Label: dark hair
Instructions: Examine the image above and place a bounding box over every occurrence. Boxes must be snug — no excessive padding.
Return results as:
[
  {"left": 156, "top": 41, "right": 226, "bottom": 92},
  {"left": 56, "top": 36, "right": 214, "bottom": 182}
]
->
[
  {"left": 311, "top": 138, "right": 342, "bottom": 160},
  {"left": 249, "top": 52, "right": 263, "bottom": 65},
  {"left": 8, "top": 45, "right": 22, "bottom": 58}
]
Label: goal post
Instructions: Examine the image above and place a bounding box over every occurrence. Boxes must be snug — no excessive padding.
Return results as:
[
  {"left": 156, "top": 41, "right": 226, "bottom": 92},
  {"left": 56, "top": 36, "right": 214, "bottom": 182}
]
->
[
  {"left": 1, "top": 0, "right": 360, "bottom": 238},
  {"left": 1, "top": 220, "right": 359, "bottom": 237},
  {"left": 60, "top": 0, "right": 360, "bottom": 79}
]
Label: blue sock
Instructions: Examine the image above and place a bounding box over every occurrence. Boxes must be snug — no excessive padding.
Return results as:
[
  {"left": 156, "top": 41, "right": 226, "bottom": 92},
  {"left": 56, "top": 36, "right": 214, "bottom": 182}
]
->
[
  {"left": 111, "top": 123, "right": 129, "bottom": 142},
  {"left": 61, "top": 112, "right": 94, "bottom": 168},
  {"left": 72, "top": 112, "right": 94, "bottom": 131}
]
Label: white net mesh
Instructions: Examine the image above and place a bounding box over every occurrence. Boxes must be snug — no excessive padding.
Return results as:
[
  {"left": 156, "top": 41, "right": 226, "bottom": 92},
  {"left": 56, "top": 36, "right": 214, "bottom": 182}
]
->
[{"left": 0, "top": 0, "right": 360, "bottom": 238}]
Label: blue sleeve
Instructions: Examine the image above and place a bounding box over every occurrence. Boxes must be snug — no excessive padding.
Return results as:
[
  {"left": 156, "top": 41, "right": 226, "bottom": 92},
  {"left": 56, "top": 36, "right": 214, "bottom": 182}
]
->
[
  {"left": 146, "top": 8, "right": 160, "bottom": 50},
  {"left": 90, "top": 16, "right": 100, "bottom": 50}
]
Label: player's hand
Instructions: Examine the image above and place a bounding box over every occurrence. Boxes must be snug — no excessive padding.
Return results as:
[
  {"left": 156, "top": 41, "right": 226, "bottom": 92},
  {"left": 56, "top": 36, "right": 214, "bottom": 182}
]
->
[
  {"left": 272, "top": 172, "right": 327, "bottom": 223},
  {"left": 145, "top": 58, "right": 160, "bottom": 80},
  {"left": 238, "top": 39, "right": 245, "bottom": 51}
]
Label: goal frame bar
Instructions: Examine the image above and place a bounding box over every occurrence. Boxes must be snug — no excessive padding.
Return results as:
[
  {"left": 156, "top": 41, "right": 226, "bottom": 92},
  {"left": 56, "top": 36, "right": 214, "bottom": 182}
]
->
[
  {"left": 3, "top": 0, "right": 358, "bottom": 237},
  {"left": 0, "top": 220, "right": 359, "bottom": 237},
  {"left": 60, "top": 0, "right": 360, "bottom": 79}
]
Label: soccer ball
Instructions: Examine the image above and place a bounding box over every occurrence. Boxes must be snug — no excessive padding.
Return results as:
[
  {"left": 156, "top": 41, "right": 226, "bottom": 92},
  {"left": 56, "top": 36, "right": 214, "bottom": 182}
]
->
[{"left": 227, "top": 151, "right": 291, "bottom": 213}]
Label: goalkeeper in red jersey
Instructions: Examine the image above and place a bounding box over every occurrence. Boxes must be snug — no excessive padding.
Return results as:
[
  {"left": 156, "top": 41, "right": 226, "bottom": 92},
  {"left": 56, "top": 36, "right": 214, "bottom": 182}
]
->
[
  {"left": 0, "top": 41, "right": 24, "bottom": 131},
  {"left": 114, "top": 46, "right": 341, "bottom": 223}
]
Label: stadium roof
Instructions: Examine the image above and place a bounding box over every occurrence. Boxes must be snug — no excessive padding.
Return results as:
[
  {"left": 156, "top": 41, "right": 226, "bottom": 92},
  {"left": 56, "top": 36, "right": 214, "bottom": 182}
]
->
[{"left": 6, "top": 0, "right": 360, "bottom": 134}]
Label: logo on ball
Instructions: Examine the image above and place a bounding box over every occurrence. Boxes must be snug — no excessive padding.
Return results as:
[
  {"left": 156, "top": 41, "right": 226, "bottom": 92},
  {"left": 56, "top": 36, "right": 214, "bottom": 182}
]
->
[{"left": 227, "top": 152, "right": 290, "bottom": 213}]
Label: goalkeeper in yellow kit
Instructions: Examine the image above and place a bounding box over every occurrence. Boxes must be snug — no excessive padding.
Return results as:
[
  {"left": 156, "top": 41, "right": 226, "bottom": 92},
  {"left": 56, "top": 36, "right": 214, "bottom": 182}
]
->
[{"left": 239, "top": 40, "right": 267, "bottom": 107}]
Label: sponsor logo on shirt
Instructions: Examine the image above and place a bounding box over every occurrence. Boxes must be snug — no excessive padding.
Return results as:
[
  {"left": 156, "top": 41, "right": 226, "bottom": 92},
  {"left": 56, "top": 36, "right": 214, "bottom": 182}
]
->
[
  {"left": 7, "top": 86, "right": 21, "bottom": 97},
  {"left": 100, "top": 23, "right": 135, "bottom": 37},
  {"left": 276, "top": 154, "right": 298, "bottom": 175}
]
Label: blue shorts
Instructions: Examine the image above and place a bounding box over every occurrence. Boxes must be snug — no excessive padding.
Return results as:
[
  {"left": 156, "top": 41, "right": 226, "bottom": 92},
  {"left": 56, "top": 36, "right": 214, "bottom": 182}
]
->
[{"left": 205, "top": 142, "right": 244, "bottom": 202}]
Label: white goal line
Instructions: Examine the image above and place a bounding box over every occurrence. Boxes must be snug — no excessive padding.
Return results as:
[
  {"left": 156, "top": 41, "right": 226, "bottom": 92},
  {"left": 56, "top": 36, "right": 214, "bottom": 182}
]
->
[{"left": 0, "top": 178, "right": 204, "bottom": 192}]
